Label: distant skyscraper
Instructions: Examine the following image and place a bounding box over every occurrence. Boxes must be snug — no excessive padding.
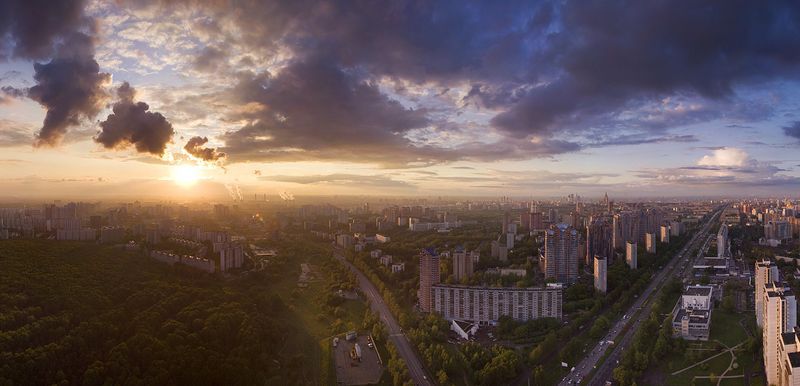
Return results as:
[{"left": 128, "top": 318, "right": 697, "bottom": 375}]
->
[
  {"left": 626, "top": 242, "right": 637, "bottom": 269},
  {"left": 544, "top": 224, "right": 579, "bottom": 283},
  {"left": 593, "top": 255, "right": 607, "bottom": 293},
  {"left": 418, "top": 249, "right": 441, "bottom": 312},
  {"left": 756, "top": 260, "right": 780, "bottom": 327},
  {"left": 660, "top": 225, "right": 670, "bottom": 243},
  {"left": 763, "top": 282, "right": 797, "bottom": 386},
  {"left": 586, "top": 217, "right": 614, "bottom": 265},
  {"left": 453, "top": 246, "right": 473, "bottom": 281}
]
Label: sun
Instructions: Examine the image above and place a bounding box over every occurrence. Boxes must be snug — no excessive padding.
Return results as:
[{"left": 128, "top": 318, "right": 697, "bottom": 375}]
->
[{"left": 171, "top": 164, "right": 202, "bottom": 187}]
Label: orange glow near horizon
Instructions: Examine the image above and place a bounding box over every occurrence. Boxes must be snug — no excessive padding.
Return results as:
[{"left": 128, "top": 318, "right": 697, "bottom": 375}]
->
[{"left": 171, "top": 164, "right": 202, "bottom": 187}]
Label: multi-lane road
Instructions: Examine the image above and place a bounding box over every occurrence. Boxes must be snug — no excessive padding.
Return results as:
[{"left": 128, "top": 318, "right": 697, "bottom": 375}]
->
[
  {"left": 333, "top": 249, "right": 432, "bottom": 386},
  {"left": 560, "top": 206, "right": 724, "bottom": 386}
]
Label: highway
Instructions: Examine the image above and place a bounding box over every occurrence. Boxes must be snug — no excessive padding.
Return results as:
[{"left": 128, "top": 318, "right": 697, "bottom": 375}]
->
[
  {"left": 560, "top": 206, "right": 724, "bottom": 386},
  {"left": 333, "top": 249, "right": 433, "bottom": 386}
]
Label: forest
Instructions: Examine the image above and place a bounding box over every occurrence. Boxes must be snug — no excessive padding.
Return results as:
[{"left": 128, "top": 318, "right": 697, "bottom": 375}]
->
[{"left": 0, "top": 239, "right": 321, "bottom": 385}]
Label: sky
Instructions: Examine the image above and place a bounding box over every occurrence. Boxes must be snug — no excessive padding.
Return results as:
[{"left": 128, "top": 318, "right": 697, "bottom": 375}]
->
[{"left": 2, "top": 0, "right": 800, "bottom": 200}]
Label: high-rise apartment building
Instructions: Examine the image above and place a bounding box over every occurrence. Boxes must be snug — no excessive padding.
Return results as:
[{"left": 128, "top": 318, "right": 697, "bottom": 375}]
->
[
  {"left": 587, "top": 217, "right": 614, "bottom": 265},
  {"left": 645, "top": 233, "right": 656, "bottom": 254},
  {"left": 613, "top": 211, "right": 638, "bottom": 250},
  {"left": 453, "top": 246, "right": 473, "bottom": 281},
  {"left": 763, "top": 282, "right": 797, "bottom": 386},
  {"left": 544, "top": 224, "right": 579, "bottom": 283},
  {"left": 418, "top": 249, "right": 441, "bottom": 312},
  {"left": 756, "top": 260, "right": 780, "bottom": 327},
  {"left": 626, "top": 242, "right": 637, "bottom": 269},
  {"left": 766, "top": 220, "right": 792, "bottom": 243},
  {"left": 594, "top": 255, "right": 607, "bottom": 293},
  {"left": 717, "top": 223, "right": 729, "bottom": 258},
  {"left": 660, "top": 225, "right": 670, "bottom": 243}
]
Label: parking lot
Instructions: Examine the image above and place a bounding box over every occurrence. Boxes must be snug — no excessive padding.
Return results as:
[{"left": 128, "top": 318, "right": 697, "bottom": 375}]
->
[{"left": 333, "top": 335, "right": 384, "bottom": 385}]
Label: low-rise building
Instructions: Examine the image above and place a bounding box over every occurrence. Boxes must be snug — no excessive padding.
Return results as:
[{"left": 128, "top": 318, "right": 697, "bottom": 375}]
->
[
  {"left": 391, "top": 263, "right": 405, "bottom": 273},
  {"left": 671, "top": 285, "right": 713, "bottom": 341}
]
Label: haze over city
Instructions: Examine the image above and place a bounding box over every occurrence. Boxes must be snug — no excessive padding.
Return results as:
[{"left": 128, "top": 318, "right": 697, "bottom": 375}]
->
[{"left": 3, "top": 2, "right": 800, "bottom": 386}]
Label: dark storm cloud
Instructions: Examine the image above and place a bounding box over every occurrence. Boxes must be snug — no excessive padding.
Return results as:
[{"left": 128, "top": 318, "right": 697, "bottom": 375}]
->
[
  {"left": 95, "top": 82, "right": 175, "bottom": 156},
  {"left": 129, "top": 0, "right": 800, "bottom": 165},
  {"left": 1, "top": 0, "right": 112, "bottom": 147},
  {"left": 28, "top": 33, "right": 111, "bottom": 147},
  {"left": 221, "top": 56, "right": 434, "bottom": 166},
  {"left": 0, "top": 0, "right": 87, "bottom": 60},
  {"left": 784, "top": 122, "right": 800, "bottom": 140},
  {"left": 184, "top": 136, "right": 225, "bottom": 161},
  {"left": 493, "top": 0, "right": 800, "bottom": 137}
]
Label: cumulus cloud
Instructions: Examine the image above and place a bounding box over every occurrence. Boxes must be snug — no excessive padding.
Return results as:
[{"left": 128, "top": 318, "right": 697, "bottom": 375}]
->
[
  {"left": 184, "top": 136, "right": 225, "bottom": 162},
  {"left": 697, "top": 148, "right": 750, "bottom": 167},
  {"left": 1, "top": 1, "right": 113, "bottom": 147},
  {"left": 635, "top": 147, "right": 800, "bottom": 193},
  {"left": 27, "top": 33, "right": 112, "bottom": 147},
  {"left": 94, "top": 82, "right": 175, "bottom": 156}
]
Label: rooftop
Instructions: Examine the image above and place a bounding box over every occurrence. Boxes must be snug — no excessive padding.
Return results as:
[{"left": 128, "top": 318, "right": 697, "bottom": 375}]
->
[{"left": 684, "top": 286, "right": 713, "bottom": 296}]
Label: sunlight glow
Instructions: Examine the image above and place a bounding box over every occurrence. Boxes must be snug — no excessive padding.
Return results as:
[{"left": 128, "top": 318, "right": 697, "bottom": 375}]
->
[{"left": 171, "top": 164, "right": 202, "bottom": 187}]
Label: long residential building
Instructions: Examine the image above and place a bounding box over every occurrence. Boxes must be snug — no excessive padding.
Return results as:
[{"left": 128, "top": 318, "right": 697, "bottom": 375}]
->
[{"left": 431, "top": 283, "right": 563, "bottom": 324}]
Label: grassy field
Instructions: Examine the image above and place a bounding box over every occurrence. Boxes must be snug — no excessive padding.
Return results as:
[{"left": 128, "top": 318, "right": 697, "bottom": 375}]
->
[
  {"left": 709, "top": 309, "right": 748, "bottom": 347},
  {"left": 644, "top": 307, "right": 755, "bottom": 386}
]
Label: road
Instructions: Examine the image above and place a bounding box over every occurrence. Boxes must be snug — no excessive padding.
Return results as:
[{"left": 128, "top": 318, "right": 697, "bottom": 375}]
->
[
  {"left": 560, "top": 206, "right": 724, "bottom": 386},
  {"left": 333, "top": 249, "right": 433, "bottom": 386}
]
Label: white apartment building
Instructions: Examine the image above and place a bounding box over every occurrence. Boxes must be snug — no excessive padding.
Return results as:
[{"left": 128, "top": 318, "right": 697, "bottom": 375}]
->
[
  {"left": 626, "top": 242, "right": 637, "bottom": 269},
  {"left": 431, "top": 283, "right": 562, "bottom": 325},
  {"left": 594, "top": 255, "right": 607, "bottom": 293},
  {"left": 764, "top": 282, "right": 797, "bottom": 386},
  {"left": 756, "top": 260, "right": 780, "bottom": 327}
]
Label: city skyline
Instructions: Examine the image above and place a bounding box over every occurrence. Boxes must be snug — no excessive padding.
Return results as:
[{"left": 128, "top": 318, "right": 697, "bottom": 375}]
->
[{"left": 2, "top": 1, "right": 800, "bottom": 198}]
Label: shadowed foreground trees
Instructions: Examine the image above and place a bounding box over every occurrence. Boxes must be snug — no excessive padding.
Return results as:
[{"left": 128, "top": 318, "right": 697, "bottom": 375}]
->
[{"left": 0, "top": 240, "right": 313, "bottom": 385}]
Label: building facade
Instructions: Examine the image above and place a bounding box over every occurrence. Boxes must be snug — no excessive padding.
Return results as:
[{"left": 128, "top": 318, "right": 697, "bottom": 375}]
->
[
  {"left": 594, "top": 255, "right": 607, "bottom": 293},
  {"left": 586, "top": 217, "right": 614, "bottom": 265},
  {"left": 764, "top": 282, "right": 797, "bottom": 386},
  {"left": 543, "top": 224, "right": 579, "bottom": 283},
  {"left": 626, "top": 242, "right": 638, "bottom": 269},
  {"left": 645, "top": 232, "right": 656, "bottom": 254},
  {"left": 756, "top": 260, "right": 780, "bottom": 327},
  {"left": 431, "top": 283, "right": 562, "bottom": 324},
  {"left": 671, "top": 285, "right": 713, "bottom": 341},
  {"left": 418, "top": 249, "right": 441, "bottom": 312}
]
